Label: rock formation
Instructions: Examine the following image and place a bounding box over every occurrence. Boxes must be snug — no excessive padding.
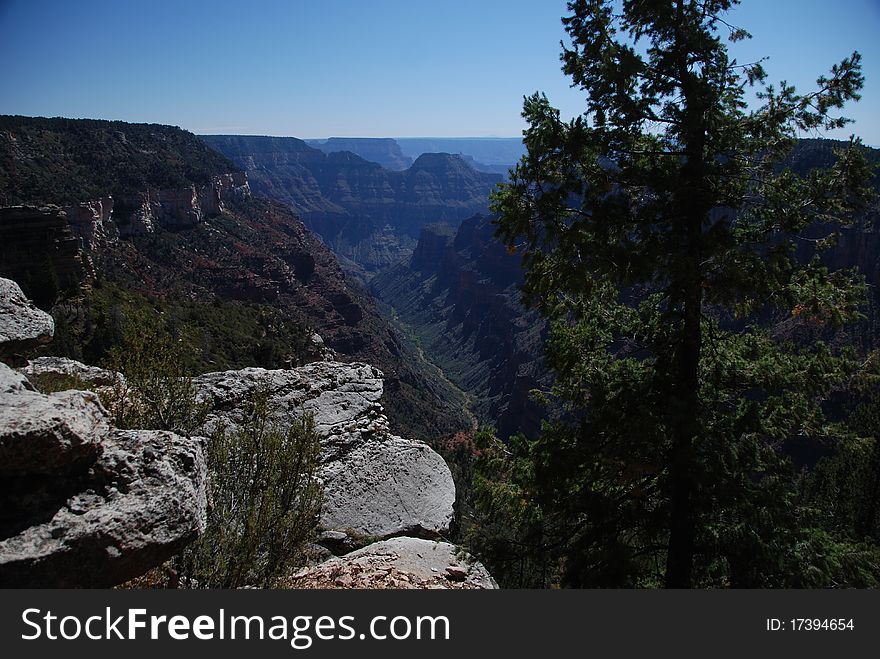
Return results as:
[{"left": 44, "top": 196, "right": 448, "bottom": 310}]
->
[
  {"left": 113, "top": 172, "right": 251, "bottom": 237},
  {"left": 1, "top": 115, "right": 473, "bottom": 442},
  {"left": 22, "top": 355, "right": 123, "bottom": 389},
  {"left": 0, "top": 275, "right": 492, "bottom": 588},
  {"left": 201, "top": 134, "right": 501, "bottom": 279},
  {"left": 63, "top": 197, "right": 116, "bottom": 250},
  {"left": 0, "top": 278, "right": 55, "bottom": 364},
  {"left": 194, "top": 361, "right": 456, "bottom": 542},
  {"left": 0, "top": 278, "right": 208, "bottom": 587}
]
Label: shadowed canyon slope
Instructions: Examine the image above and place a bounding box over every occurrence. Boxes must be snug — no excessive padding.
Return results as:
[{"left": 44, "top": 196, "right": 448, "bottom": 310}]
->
[
  {"left": 201, "top": 134, "right": 502, "bottom": 280},
  {"left": 369, "top": 140, "right": 880, "bottom": 440},
  {"left": 0, "top": 116, "right": 470, "bottom": 441},
  {"left": 371, "top": 216, "right": 548, "bottom": 439}
]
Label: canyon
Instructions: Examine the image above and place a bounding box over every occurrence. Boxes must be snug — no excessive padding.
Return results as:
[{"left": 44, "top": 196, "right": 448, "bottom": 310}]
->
[
  {"left": 2, "top": 114, "right": 879, "bottom": 589},
  {"left": 202, "top": 134, "right": 502, "bottom": 280}
]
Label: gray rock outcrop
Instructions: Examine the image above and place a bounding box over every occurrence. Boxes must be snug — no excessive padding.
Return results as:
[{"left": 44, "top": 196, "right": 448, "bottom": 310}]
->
[
  {"left": 22, "top": 355, "right": 123, "bottom": 389},
  {"left": 320, "top": 437, "right": 455, "bottom": 539},
  {"left": 0, "top": 373, "right": 209, "bottom": 587},
  {"left": 1, "top": 360, "right": 32, "bottom": 394},
  {"left": 0, "top": 277, "right": 54, "bottom": 364},
  {"left": 286, "top": 537, "right": 498, "bottom": 589},
  {"left": 0, "top": 387, "right": 109, "bottom": 476},
  {"left": 0, "top": 280, "right": 208, "bottom": 587},
  {"left": 194, "top": 361, "right": 456, "bottom": 541}
]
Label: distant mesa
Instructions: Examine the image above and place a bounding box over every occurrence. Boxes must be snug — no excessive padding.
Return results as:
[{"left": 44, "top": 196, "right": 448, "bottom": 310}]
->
[
  {"left": 304, "top": 136, "right": 524, "bottom": 174},
  {"left": 306, "top": 137, "right": 413, "bottom": 171}
]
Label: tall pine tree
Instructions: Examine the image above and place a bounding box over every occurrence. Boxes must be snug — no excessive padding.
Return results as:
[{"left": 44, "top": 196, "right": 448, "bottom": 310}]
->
[{"left": 492, "top": 0, "right": 876, "bottom": 587}]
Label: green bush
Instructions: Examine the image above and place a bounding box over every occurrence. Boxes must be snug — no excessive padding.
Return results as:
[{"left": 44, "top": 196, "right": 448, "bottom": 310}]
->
[
  {"left": 105, "top": 311, "right": 207, "bottom": 435},
  {"left": 175, "top": 387, "right": 323, "bottom": 588}
]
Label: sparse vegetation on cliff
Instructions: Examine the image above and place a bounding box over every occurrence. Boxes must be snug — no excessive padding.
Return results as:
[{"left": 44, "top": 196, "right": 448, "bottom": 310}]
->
[
  {"left": 175, "top": 389, "right": 322, "bottom": 588},
  {"left": 101, "top": 314, "right": 323, "bottom": 588},
  {"left": 0, "top": 115, "right": 238, "bottom": 205}
]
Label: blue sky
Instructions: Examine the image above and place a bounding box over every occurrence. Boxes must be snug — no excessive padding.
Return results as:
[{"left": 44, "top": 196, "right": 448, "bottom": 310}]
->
[{"left": 1, "top": 0, "right": 878, "bottom": 143}]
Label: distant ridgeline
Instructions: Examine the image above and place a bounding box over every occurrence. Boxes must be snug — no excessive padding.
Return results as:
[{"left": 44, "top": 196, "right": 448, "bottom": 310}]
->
[
  {"left": 201, "top": 134, "right": 502, "bottom": 281},
  {"left": 396, "top": 137, "right": 526, "bottom": 174},
  {"left": 0, "top": 115, "right": 472, "bottom": 441},
  {"left": 305, "top": 138, "right": 414, "bottom": 171},
  {"left": 305, "top": 136, "right": 527, "bottom": 175}
]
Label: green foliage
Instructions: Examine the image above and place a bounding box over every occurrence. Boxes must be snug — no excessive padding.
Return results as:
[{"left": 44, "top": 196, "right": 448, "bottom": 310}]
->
[
  {"left": 174, "top": 388, "right": 323, "bottom": 588},
  {"left": 464, "top": 428, "right": 557, "bottom": 588},
  {"left": 805, "top": 352, "right": 880, "bottom": 544},
  {"left": 46, "top": 280, "right": 310, "bottom": 373},
  {"left": 27, "top": 371, "right": 91, "bottom": 396},
  {"left": 429, "top": 431, "right": 479, "bottom": 540},
  {"left": 487, "top": 0, "right": 878, "bottom": 587},
  {"left": 97, "top": 310, "right": 322, "bottom": 588},
  {"left": 105, "top": 311, "right": 207, "bottom": 435}
]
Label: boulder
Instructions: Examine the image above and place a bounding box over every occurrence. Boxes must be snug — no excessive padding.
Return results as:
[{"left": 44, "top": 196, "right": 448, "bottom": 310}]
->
[
  {"left": 0, "top": 427, "right": 208, "bottom": 588},
  {"left": 304, "top": 332, "right": 336, "bottom": 362},
  {"left": 320, "top": 436, "right": 454, "bottom": 539},
  {"left": 285, "top": 537, "right": 498, "bottom": 589},
  {"left": 21, "top": 355, "right": 123, "bottom": 389},
  {"left": 195, "top": 361, "right": 389, "bottom": 458},
  {"left": 194, "top": 361, "right": 455, "bottom": 541},
  {"left": 0, "top": 388, "right": 109, "bottom": 476},
  {"left": 0, "top": 277, "right": 54, "bottom": 364},
  {"left": 0, "top": 281, "right": 209, "bottom": 587}
]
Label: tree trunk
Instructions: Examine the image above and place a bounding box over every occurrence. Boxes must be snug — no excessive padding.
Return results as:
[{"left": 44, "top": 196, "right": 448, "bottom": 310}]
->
[
  {"left": 665, "top": 275, "right": 701, "bottom": 587},
  {"left": 666, "top": 8, "right": 705, "bottom": 586}
]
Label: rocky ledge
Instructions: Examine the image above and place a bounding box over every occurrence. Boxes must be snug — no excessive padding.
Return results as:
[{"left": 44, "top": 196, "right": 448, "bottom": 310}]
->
[
  {"left": 0, "top": 278, "right": 208, "bottom": 587},
  {"left": 0, "top": 373, "right": 208, "bottom": 587},
  {"left": 0, "top": 275, "right": 493, "bottom": 588}
]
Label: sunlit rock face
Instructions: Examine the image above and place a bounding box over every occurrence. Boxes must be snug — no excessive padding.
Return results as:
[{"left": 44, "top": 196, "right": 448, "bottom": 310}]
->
[{"left": 194, "top": 360, "right": 456, "bottom": 541}]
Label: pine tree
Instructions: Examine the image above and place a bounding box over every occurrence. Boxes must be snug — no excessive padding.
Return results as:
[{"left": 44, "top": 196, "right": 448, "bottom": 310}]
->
[{"left": 492, "top": 0, "right": 876, "bottom": 587}]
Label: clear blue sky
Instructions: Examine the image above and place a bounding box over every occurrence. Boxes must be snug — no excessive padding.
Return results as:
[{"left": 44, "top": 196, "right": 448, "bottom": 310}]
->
[{"left": 1, "top": 0, "right": 878, "bottom": 143}]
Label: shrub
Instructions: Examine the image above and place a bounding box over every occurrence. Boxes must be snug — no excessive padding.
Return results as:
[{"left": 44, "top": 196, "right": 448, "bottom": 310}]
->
[
  {"left": 104, "top": 311, "right": 207, "bottom": 435},
  {"left": 174, "top": 387, "right": 323, "bottom": 588},
  {"left": 104, "top": 312, "right": 323, "bottom": 588}
]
